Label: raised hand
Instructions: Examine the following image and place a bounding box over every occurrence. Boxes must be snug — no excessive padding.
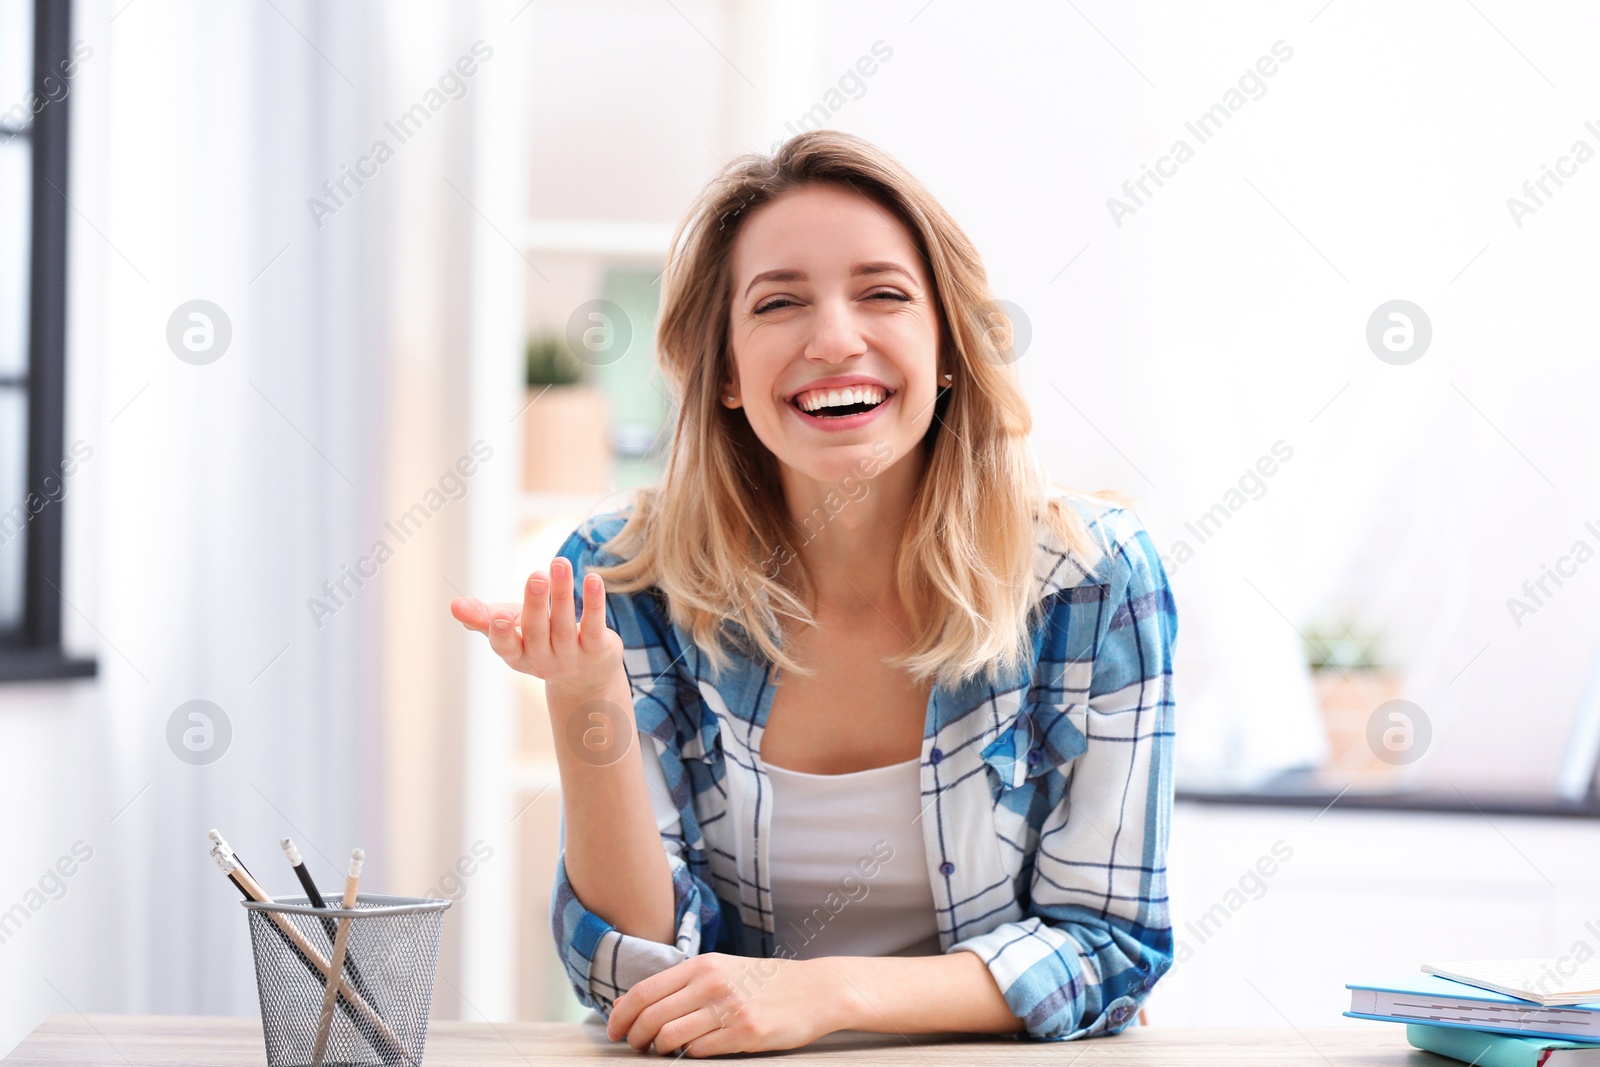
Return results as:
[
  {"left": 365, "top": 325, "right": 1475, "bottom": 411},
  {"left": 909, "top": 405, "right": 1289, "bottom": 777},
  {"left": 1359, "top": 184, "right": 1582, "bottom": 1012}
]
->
[{"left": 450, "top": 556, "right": 623, "bottom": 700}]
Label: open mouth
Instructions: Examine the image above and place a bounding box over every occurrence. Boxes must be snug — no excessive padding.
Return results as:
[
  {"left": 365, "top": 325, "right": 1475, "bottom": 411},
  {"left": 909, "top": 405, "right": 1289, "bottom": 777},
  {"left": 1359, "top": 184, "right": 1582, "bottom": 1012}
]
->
[{"left": 787, "top": 388, "right": 895, "bottom": 419}]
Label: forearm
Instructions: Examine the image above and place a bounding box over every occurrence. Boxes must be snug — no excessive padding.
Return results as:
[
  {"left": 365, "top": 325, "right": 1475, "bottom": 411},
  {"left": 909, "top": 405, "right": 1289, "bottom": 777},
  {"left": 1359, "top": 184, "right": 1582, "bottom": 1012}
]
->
[
  {"left": 550, "top": 668, "right": 676, "bottom": 946},
  {"left": 820, "top": 950, "right": 1025, "bottom": 1037}
]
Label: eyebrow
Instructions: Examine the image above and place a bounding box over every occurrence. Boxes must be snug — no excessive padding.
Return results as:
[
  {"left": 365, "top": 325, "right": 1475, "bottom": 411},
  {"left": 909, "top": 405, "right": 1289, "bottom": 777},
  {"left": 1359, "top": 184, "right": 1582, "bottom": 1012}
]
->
[{"left": 742, "top": 261, "right": 917, "bottom": 300}]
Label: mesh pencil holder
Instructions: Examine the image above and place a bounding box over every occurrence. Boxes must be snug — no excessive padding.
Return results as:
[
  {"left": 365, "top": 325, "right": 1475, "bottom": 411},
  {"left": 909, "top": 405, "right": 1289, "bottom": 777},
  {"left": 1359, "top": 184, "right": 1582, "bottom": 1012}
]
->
[{"left": 243, "top": 895, "right": 451, "bottom": 1067}]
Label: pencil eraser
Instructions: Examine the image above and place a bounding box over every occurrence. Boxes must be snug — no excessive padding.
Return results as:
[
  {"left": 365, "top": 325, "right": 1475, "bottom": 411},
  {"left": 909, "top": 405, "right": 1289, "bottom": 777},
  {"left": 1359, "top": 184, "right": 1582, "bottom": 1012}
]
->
[
  {"left": 209, "top": 844, "right": 236, "bottom": 873},
  {"left": 280, "top": 838, "right": 302, "bottom": 865},
  {"left": 350, "top": 849, "right": 365, "bottom": 877}
]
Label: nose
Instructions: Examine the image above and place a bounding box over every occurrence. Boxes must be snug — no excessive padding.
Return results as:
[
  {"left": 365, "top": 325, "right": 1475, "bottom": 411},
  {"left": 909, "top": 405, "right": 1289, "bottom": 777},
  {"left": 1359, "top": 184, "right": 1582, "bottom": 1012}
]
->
[{"left": 803, "top": 295, "right": 866, "bottom": 364}]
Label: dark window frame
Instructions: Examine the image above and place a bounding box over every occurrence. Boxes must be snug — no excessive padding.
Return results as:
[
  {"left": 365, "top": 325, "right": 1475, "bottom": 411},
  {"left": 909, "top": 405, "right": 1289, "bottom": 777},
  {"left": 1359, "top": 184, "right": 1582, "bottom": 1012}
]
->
[{"left": 0, "top": 0, "right": 95, "bottom": 683}]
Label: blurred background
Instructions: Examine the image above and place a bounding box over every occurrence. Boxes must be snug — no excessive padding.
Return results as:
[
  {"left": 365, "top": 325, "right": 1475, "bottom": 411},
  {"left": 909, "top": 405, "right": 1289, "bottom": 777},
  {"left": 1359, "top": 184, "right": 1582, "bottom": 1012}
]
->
[{"left": 2, "top": 0, "right": 1599, "bottom": 1054}]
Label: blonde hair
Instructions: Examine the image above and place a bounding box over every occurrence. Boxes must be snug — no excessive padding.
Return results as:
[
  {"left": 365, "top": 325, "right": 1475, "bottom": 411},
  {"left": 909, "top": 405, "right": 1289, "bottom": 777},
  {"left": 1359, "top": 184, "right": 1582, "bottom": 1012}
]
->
[{"left": 591, "top": 129, "right": 1123, "bottom": 689}]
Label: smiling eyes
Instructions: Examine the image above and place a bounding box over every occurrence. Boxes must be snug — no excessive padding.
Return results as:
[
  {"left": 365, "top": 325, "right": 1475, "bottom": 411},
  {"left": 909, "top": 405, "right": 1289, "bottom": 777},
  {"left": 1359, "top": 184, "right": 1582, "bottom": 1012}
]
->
[{"left": 752, "top": 289, "right": 911, "bottom": 315}]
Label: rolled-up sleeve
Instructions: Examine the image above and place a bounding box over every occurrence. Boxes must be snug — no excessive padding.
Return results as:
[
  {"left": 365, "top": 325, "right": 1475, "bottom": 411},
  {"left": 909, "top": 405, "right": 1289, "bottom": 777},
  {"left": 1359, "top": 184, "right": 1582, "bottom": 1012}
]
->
[
  {"left": 551, "top": 833, "right": 722, "bottom": 1015},
  {"left": 547, "top": 521, "right": 724, "bottom": 1016},
  {"left": 948, "top": 518, "right": 1177, "bottom": 1041}
]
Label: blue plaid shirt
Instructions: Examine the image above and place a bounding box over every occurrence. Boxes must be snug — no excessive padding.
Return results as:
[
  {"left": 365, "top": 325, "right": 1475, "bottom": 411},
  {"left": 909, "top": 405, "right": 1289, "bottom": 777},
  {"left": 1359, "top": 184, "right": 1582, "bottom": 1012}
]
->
[{"left": 550, "top": 494, "right": 1177, "bottom": 1041}]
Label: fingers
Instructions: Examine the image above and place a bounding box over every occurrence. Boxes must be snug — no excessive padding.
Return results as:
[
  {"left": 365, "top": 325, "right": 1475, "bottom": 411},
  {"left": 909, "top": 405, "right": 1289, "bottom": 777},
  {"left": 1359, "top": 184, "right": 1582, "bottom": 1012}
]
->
[
  {"left": 450, "top": 598, "right": 519, "bottom": 634},
  {"left": 461, "top": 598, "right": 525, "bottom": 660},
  {"left": 579, "top": 572, "right": 608, "bottom": 646},
  {"left": 452, "top": 555, "right": 600, "bottom": 675},
  {"left": 449, "top": 597, "right": 483, "bottom": 628},
  {"left": 522, "top": 570, "right": 550, "bottom": 660},
  {"left": 642, "top": 1004, "right": 727, "bottom": 1057},
  {"left": 549, "top": 556, "right": 578, "bottom": 644},
  {"left": 606, "top": 960, "right": 695, "bottom": 1045},
  {"left": 483, "top": 609, "right": 524, "bottom": 662}
]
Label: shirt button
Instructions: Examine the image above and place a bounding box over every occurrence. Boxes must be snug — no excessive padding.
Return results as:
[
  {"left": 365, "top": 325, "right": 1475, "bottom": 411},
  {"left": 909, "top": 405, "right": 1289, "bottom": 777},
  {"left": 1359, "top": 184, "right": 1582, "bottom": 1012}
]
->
[
  {"left": 929, "top": 748, "right": 943, "bottom": 765},
  {"left": 1026, "top": 747, "right": 1043, "bottom": 765},
  {"left": 939, "top": 861, "right": 955, "bottom": 876}
]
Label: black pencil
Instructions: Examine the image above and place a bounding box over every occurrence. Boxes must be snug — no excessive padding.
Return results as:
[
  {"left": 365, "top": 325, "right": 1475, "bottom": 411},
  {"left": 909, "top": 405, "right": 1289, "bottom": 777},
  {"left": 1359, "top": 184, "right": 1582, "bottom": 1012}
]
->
[
  {"left": 281, "top": 838, "right": 330, "bottom": 907},
  {"left": 282, "top": 838, "right": 338, "bottom": 940}
]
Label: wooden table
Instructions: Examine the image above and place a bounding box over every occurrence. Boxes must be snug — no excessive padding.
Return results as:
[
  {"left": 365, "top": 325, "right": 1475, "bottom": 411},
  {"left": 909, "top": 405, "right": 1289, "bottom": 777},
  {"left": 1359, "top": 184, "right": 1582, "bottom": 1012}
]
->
[{"left": 1, "top": 1015, "right": 1435, "bottom": 1065}]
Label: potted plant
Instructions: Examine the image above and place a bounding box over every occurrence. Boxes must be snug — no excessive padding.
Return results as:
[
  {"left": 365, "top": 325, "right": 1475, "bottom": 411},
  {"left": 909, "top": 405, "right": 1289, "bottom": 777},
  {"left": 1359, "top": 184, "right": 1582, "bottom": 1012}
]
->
[
  {"left": 522, "top": 332, "right": 611, "bottom": 493},
  {"left": 1303, "top": 617, "right": 1406, "bottom": 787}
]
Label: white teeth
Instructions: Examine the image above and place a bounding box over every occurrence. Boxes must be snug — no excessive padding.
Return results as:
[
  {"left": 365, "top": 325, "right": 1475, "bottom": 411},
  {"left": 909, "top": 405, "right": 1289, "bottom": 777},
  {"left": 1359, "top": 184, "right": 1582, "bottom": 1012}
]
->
[{"left": 797, "top": 385, "right": 886, "bottom": 412}]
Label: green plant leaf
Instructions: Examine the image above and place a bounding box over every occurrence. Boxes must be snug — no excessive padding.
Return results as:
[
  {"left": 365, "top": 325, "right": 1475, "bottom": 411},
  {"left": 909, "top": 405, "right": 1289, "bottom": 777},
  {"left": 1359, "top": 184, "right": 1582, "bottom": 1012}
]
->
[{"left": 526, "top": 332, "right": 584, "bottom": 387}]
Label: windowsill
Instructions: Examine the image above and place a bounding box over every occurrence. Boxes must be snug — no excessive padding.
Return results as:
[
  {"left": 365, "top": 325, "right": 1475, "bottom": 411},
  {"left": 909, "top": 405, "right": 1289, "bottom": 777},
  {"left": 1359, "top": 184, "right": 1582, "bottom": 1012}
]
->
[
  {"left": 0, "top": 649, "right": 99, "bottom": 684},
  {"left": 1176, "top": 787, "right": 1600, "bottom": 819}
]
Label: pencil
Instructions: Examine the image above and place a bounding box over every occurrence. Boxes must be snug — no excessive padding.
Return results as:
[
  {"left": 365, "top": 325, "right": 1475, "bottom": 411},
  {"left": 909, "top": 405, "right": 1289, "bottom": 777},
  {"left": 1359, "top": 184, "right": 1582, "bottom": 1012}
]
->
[
  {"left": 209, "top": 829, "right": 254, "bottom": 880},
  {"left": 281, "top": 838, "right": 330, "bottom": 907},
  {"left": 282, "top": 837, "right": 379, "bottom": 1006},
  {"left": 209, "top": 844, "right": 408, "bottom": 1065},
  {"left": 281, "top": 838, "right": 337, "bottom": 941},
  {"left": 214, "top": 845, "right": 255, "bottom": 901},
  {"left": 311, "top": 849, "right": 363, "bottom": 1066},
  {"left": 209, "top": 847, "right": 398, "bottom": 1067}
]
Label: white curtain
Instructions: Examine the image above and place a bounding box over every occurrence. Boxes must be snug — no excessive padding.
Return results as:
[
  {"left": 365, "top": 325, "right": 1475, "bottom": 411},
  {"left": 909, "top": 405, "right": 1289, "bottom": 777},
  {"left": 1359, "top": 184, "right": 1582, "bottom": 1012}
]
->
[
  {"left": 0, "top": 0, "right": 404, "bottom": 1043},
  {"left": 80, "top": 0, "right": 395, "bottom": 1018}
]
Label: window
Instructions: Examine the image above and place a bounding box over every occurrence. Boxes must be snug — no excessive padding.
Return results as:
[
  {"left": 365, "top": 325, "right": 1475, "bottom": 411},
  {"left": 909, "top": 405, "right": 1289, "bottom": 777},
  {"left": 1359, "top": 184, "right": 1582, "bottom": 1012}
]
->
[{"left": 0, "top": 0, "right": 94, "bottom": 682}]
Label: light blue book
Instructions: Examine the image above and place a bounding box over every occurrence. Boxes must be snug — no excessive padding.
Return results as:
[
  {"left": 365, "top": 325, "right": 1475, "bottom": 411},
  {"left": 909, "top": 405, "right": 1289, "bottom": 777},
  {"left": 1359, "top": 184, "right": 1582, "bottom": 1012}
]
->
[
  {"left": 1347, "top": 975, "right": 1600, "bottom": 1043},
  {"left": 1407, "top": 1023, "right": 1600, "bottom": 1067}
]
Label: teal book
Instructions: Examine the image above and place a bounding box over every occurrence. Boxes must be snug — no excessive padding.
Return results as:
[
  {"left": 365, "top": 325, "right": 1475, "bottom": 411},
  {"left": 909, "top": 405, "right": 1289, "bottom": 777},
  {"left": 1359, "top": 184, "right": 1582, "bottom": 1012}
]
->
[{"left": 1407, "top": 1023, "right": 1600, "bottom": 1067}]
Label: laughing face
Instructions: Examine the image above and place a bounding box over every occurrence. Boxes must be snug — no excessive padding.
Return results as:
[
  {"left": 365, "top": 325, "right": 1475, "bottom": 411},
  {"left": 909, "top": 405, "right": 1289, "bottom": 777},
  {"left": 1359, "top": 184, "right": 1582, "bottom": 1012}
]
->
[{"left": 725, "top": 182, "right": 944, "bottom": 494}]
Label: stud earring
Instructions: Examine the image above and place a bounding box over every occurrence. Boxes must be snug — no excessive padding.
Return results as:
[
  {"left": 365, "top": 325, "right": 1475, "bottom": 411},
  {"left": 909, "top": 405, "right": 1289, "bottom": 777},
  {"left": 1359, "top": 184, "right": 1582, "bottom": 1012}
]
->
[
  {"left": 724, "top": 395, "right": 739, "bottom": 407},
  {"left": 942, "top": 373, "right": 953, "bottom": 383}
]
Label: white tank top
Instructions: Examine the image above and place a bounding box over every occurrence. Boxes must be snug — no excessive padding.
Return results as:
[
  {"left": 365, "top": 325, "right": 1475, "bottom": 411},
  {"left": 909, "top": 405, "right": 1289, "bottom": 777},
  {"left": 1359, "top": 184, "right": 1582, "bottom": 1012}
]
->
[{"left": 763, "top": 756, "right": 943, "bottom": 960}]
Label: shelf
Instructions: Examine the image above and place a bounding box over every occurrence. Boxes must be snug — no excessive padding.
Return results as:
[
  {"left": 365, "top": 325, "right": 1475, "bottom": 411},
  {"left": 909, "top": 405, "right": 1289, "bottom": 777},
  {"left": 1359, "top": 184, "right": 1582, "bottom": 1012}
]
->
[{"left": 1175, "top": 787, "right": 1600, "bottom": 820}]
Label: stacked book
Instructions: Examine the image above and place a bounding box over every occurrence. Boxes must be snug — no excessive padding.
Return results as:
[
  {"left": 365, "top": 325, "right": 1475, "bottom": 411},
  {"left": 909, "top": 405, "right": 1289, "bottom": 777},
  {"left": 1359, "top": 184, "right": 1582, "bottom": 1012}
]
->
[{"left": 1347, "top": 959, "right": 1600, "bottom": 1067}]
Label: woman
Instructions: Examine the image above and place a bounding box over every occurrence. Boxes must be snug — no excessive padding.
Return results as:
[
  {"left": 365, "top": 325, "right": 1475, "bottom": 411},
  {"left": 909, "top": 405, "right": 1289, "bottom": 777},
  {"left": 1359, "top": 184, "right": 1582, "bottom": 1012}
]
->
[{"left": 450, "top": 130, "right": 1177, "bottom": 1057}]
